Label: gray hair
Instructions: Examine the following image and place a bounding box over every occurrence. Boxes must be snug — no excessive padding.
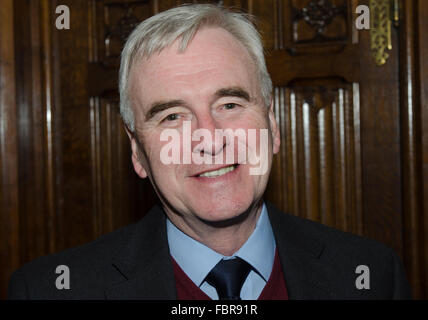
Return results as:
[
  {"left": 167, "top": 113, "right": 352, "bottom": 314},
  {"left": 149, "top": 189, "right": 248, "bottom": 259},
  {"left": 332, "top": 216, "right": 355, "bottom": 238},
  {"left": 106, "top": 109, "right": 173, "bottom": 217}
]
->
[{"left": 119, "top": 3, "right": 272, "bottom": 132}]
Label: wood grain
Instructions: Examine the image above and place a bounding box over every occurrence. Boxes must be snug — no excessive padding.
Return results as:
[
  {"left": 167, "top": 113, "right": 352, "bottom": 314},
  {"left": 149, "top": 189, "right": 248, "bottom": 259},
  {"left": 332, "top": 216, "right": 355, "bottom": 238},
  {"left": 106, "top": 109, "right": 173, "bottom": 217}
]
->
[
  {"left": 0, "top": 0, "right": 20, "bottom": 300},
  {"left": 418, "top": 0, "right": 428, "bottom": 300}
]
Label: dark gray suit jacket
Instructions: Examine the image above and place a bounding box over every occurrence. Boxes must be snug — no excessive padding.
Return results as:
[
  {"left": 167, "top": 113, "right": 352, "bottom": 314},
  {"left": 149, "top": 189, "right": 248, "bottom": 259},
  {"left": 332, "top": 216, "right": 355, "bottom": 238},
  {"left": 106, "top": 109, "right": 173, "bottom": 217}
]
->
[{"left": 8, "top": 203, "right": 412, "bottom": 299}]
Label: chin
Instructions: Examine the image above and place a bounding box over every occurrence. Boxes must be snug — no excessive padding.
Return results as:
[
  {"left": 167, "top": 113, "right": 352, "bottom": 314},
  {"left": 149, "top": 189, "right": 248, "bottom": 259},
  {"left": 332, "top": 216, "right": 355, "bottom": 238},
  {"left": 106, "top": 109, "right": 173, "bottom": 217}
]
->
[{"left": 190, "top": 196, "right": 254, "bottom": 223}]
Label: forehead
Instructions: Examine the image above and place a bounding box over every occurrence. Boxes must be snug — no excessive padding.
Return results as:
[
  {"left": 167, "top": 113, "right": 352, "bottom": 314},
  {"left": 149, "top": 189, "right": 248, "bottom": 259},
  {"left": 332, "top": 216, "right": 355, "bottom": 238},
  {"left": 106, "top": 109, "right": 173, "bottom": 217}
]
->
[{"left": 129, "top": 27, "right": 259, "bottom": 110}]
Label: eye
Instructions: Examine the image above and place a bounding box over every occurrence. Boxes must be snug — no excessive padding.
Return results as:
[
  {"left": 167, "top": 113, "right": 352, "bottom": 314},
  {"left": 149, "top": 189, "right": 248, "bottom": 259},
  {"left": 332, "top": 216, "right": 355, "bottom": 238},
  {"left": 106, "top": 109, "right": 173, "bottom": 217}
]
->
[
  {"left": 163, "top": 113, "right": 179, "bottom": 122},
  {"left": 224, "top": 103, "right": 237, "bottom": 110}
]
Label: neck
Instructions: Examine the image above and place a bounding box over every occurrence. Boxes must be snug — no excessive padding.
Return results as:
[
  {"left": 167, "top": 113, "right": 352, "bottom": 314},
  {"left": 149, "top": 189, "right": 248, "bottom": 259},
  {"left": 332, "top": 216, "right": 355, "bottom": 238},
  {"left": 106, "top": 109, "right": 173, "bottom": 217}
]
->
[{"left": 165, "top": 201, "right": 263, "bottom": 256}]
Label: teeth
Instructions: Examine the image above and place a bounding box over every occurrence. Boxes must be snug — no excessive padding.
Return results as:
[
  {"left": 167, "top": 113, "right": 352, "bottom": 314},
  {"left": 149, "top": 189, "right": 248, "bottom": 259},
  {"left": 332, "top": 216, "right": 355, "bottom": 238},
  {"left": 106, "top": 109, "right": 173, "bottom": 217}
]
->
[{"left": 199, "top": 165, "right": 236, "bottom": 178}]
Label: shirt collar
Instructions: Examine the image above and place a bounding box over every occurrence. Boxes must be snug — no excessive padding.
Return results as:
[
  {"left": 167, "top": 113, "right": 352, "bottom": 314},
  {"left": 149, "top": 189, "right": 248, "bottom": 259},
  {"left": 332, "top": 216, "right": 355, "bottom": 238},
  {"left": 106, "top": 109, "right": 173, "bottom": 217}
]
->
[{"left": 167, "top": 203, "right": 276, "bottom": 286}]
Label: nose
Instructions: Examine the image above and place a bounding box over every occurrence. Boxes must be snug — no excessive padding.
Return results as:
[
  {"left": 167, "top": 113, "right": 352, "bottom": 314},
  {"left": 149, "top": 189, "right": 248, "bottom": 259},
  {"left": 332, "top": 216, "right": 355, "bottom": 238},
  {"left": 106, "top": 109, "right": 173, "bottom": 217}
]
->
[{"left": 192, "top": 114, "right": 226, "bottom": 157}]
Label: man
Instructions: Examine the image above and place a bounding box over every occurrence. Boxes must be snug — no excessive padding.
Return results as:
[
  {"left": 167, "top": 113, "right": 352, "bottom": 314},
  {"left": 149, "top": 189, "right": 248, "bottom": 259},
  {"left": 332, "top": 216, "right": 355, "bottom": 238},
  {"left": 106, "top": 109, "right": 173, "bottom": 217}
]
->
[{"left": 8, "top": 4, "right": 411, "bottom": 300}]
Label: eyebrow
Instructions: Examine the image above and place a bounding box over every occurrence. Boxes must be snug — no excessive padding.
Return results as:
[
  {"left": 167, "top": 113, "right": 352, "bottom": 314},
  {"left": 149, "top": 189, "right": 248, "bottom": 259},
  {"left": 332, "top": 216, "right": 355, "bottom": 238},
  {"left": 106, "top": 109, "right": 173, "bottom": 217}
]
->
[
  {"left": 144, "top": 87, "right": 252, "bottom": 121},
  {"left": 214, "top": 87, "right": 251, "bottom": 102},
  {"left": 145, "top": 99, "right": 186, "bottom": 121}
]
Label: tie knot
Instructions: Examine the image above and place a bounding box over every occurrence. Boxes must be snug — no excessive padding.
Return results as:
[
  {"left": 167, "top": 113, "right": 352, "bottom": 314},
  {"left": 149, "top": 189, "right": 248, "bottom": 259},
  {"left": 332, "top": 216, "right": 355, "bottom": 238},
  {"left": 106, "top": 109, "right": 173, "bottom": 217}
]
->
[{"left": 205, "top": 257, "right": 252, "bottom": 300}]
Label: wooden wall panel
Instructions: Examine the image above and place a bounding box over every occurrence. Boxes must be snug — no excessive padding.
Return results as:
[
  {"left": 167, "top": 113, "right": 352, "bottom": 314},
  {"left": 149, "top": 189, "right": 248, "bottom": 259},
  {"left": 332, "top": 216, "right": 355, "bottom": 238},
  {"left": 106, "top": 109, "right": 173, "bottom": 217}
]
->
[
  {"left": 418, "top": 0, "right": 428, "bottom": 299},
  {"left": 15, "top": 0, "right": 49, "bottom": 263},
  {"left": 284, "top": 0, "right": 349, "bottom": 54},
  {"left": 400, "top": 0, "right": 427, "bottom": 299},
  {"left": 257, "top": 1, "right": 364, "bottom": 235},
  {"left": 266, "top": 81, "right": 363, "bottom": 235},
  {"left": 357, "top": 0, "right": 403, "bottom": 258},
  {"left": 0, "top": 0, "right": 20, "bottom": 301},
  {"left": 88, "top": 0, "right": 196, "bottom": 230},
  {"left": 87, "top": 0, "right": 168, "bottom": 238}
]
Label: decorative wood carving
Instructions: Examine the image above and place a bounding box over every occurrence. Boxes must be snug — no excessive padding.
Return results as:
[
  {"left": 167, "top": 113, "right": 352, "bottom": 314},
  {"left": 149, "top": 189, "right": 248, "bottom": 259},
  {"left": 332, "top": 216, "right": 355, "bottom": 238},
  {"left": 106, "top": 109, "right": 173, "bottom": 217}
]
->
[
  {"left": 106, "top": 6, "right": 140, "bottom": 41},
  {"left": 293, "top": 0, "right": 346, "bottom": 37},
  {"left": 96, "top": 0, "right": 152, "bottom": 66},
  {"left": 369, "top": 0, "right": 392, "bottom": 65},
  {"left": 284, "top": 0, "right": 349, "bottom": 55}
]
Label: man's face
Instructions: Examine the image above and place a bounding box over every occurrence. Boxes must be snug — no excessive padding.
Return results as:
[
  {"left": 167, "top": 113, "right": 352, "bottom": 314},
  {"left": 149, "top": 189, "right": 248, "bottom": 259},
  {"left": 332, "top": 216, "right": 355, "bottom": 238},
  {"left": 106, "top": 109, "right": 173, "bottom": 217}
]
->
[{"left": 128, "top": 27, "right": 280, "bottom": 224}]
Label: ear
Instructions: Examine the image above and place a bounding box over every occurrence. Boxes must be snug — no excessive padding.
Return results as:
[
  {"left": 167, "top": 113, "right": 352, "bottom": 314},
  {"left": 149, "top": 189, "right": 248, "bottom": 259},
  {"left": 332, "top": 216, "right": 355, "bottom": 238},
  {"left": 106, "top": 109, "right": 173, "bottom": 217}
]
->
[
  {"left": 268, "top": 99, "right": 281, "bottom": 155},
  {"left": 124, "top": 124, "right": 148, "bottom": 179}
]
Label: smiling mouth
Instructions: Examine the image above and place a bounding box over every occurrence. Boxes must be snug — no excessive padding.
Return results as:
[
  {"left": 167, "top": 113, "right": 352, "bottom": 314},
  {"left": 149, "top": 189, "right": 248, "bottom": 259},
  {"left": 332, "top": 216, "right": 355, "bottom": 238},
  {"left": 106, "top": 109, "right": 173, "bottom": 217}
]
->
[{"left": 197, "top": 164, "right": 239, "bottom": 178}]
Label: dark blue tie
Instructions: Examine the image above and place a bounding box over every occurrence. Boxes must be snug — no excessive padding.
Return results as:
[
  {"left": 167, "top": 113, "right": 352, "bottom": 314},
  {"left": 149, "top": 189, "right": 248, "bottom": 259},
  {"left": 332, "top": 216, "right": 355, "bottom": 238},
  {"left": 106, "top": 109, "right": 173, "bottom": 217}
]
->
[{"left": 205, "top": 257, "right": 252, "bottom": 300}]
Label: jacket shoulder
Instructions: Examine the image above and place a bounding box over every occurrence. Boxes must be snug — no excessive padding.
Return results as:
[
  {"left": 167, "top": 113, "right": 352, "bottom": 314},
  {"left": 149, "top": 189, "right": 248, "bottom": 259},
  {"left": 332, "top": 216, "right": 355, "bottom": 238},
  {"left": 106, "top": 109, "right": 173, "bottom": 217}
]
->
[
  {"left": 8, "top": 220, "right": 140, "bottom": 299},
  {"left": 267, "top": 202, "right": 412, "bottom": 299},
  {"left": 268, "top": 202, "right": 393, "bottom": 255}
]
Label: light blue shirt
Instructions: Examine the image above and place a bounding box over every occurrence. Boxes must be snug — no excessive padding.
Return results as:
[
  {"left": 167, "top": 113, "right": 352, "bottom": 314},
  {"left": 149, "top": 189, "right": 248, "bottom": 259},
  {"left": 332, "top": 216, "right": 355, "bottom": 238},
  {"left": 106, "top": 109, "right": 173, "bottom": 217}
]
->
[{"left": 167, "top": 203, "right": 276, "bottom": 300}]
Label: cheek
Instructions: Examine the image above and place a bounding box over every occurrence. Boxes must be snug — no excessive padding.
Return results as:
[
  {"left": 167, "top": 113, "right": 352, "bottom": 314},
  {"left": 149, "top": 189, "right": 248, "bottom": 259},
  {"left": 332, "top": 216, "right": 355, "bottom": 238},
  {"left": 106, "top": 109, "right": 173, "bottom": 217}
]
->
[
  {"left": 139, "top": 131, "right": 184, "bottom": 182},
  {"left": 226, "top": 110, "right": 270, "bottom": 150},
  {"left": 133, "top": 134, "right": 165, "bottom": 182},
  {"left": 139, "top": 130, "right": 163, "bottom": 159},
  {"left": 228, "top": 108, "right": 269, "bottom": 129},
  {"left": 233, "top": 111, "right": 272, "bottom": 176}
]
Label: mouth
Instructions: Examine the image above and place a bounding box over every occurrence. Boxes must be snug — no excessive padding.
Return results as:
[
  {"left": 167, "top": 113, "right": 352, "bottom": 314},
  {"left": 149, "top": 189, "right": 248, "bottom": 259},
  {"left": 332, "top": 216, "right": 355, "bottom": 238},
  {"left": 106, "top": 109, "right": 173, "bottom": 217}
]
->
[{"left": 195, "top": 164, "right": 239, "bottom": 178}]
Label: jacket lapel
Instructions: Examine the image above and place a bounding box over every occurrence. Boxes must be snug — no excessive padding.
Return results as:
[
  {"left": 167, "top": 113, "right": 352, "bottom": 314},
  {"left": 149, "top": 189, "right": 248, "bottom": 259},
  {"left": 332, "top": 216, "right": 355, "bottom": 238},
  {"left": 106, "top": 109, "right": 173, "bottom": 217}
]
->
[
  {"left": 267, "top": 202, "right": 335, "bottom": 299},
  {"left": 105, "top": 205, "right": 177, "bottom": 299}
]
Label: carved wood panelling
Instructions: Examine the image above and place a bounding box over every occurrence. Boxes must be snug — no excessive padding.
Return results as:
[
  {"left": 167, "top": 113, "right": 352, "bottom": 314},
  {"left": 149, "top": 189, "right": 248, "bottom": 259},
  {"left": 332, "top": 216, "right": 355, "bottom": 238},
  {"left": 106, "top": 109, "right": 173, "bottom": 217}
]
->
[
  {"left": 94, "top": 0, "right": 152, "bottom": 66},
  {"left": 266, "top": 80, "right": 362, "bottom": 235},
  {"left": 88, "top": 0, "right": 161, "bottom": 237},
  {"left": 284, "top": 0, "right": 350, "bottom": 54},
  {"left": 227, "top": 0, "right": 354, "bottom": 54},
  {"left": 291, "top": 0, "right": 347, "bottom": 41},
  {"left": 89, "top": 97, "right": 146, "bottom": 235}
]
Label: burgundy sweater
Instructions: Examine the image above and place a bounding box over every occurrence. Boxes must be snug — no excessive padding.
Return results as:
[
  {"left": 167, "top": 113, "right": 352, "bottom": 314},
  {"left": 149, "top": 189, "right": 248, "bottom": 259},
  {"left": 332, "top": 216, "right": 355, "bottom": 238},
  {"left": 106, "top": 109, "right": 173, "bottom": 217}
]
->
[{"left": 171, "top": 250, "right": 288, "bottom": 300}]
